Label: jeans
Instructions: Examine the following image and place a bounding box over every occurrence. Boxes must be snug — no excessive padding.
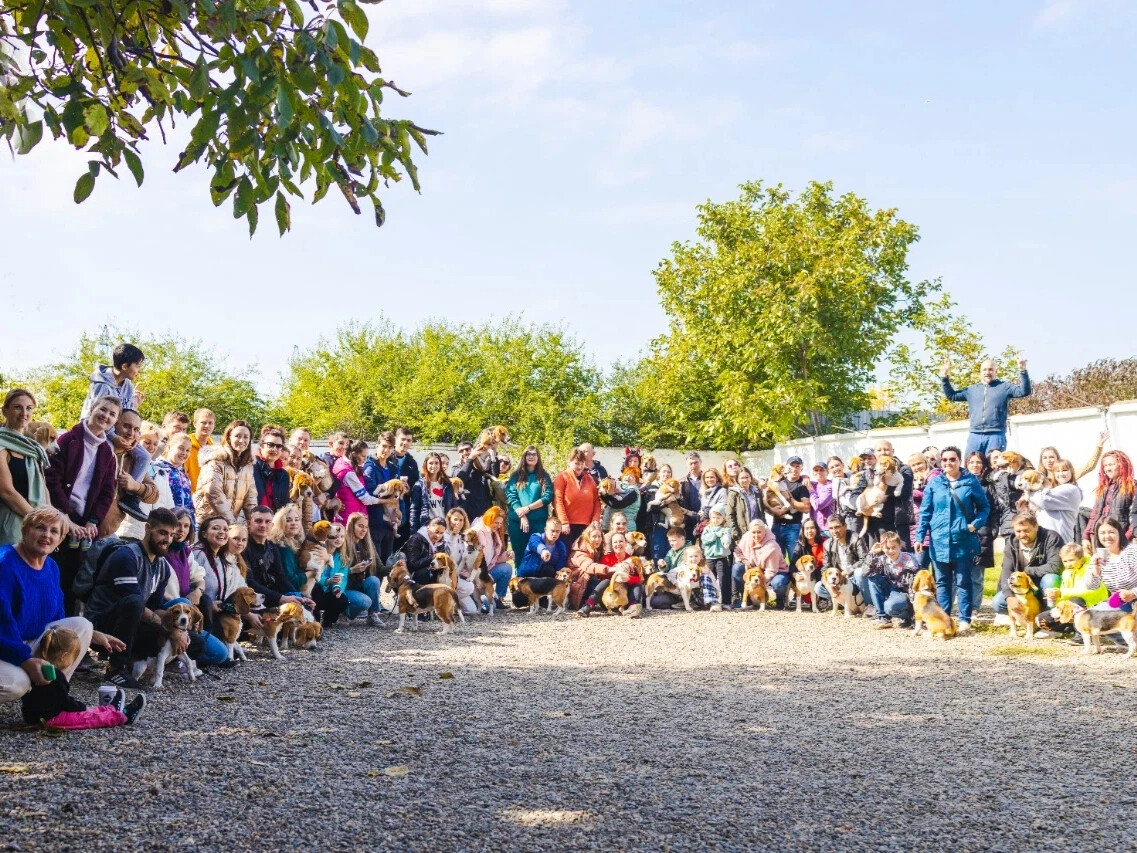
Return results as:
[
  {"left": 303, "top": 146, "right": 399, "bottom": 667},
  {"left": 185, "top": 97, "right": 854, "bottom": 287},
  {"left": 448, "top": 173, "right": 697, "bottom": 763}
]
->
[
  {"left": 772, "top": 523, "right": 799, "bottom": 560},
  {"left": 932, "top": 559, "right": 975, "bottom": 622},
  {"left": 489, "top": 563, "right": 513, "bottom": 598},
  {"left": 991, "top": 572, "right": 1062, "bottom": 614},
  {"left": 344, "top": 589, "right": 373, "bottom": 618},
  {"left": 865, "top": 574, "right": 914, "bottom": 622},
  {"left": 769, "top": 572, "right": 791, "bottom": 608},
  {"left": 731, "top": 562, "right": 746, "bottom": 597},
  {"left": 127, "top": 444, "right": 150, "bottom": 482},
  {"left": 652, "top": 526, "right": 671, "bottom": 562},
  {"left": 708, "top": 557, "right": 732, "bottom": 603},
  {"left": 964, "top": 431, "right": 1007, "bottom": 459}
]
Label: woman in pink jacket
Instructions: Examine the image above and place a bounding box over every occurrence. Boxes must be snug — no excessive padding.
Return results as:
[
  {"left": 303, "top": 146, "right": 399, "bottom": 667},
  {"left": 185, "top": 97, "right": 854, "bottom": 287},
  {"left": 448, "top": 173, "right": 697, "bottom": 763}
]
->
[
  {"left": 333, "top": 441, "right": 380, "bottom": 524},
  {"left": 469, "top": 507, "right": 515, "bottom": 611},
  {"left": 732, "top": 518, "right": 790, "bottom": 609}
]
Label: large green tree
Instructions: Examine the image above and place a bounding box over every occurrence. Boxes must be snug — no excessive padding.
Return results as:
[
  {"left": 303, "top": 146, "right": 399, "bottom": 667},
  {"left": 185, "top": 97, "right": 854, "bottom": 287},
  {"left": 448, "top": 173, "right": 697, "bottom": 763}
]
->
[
  {"left": 24, "top": 329, "right": 265, "bottom": 428},
  {"left": 275, "top": 318, "right": 607, "bottom": 453},
  {"left": 646, "top": 180, "right": 934, "bottom": 448},
  {"left": 0, "top": 0, "right": 435, "bottom": 234}
]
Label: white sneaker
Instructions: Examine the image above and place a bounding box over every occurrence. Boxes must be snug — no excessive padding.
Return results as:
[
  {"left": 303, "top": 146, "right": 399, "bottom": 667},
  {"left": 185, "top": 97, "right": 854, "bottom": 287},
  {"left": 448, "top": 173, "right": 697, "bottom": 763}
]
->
[
  {"left": 709, "top": 603, "right": 723, "bottom": 612},
  {"left": 1034, "top": 629, "right": 1055, "bottom": 639},
  {"left": 957, "top": 621, "right": 972, "bottom": 634},
  {"left": 992, "top": 613, "right": 1010, "bottom": 627}
]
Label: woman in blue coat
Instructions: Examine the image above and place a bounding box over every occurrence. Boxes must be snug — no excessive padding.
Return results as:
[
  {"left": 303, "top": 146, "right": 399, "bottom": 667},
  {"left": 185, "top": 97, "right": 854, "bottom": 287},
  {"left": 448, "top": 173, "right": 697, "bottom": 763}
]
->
[{"left": 914, "top": 446, "right": 991, "bottom": 632}]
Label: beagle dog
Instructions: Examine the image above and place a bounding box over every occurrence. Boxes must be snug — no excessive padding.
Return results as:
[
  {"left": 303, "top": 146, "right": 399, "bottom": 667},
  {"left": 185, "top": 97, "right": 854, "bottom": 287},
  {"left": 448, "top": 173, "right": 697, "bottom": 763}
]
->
[{"left": 132, "top": 602, "right": 204, "bottom": 689}]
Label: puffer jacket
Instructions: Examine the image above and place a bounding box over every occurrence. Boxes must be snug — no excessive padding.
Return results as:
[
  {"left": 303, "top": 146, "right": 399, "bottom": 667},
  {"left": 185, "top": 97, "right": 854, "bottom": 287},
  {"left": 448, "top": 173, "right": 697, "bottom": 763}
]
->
[{"left": 193, "top": 448, "right": 257, "bottom": 525}]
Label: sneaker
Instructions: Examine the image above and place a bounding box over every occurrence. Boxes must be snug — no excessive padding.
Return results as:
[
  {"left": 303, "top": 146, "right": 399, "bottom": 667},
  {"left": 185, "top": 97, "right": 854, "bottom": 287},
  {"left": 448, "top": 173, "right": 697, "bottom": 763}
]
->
[
  {"left": 873, "top": 619, "right": 892, "bottom": 629},
  {"left": 992, "top": 613, "right": 1011, "bottom": 627},
  {"left": 576, "top": 604, "right": 593, "bottom": 618},
  {"left": 1067, "top": 635, "right": 1086, "bottom": 647},
  {"left": 110, "top": 687, "right": 127, "bottom": 713},
  {"left": 123, "top": 693, "right": 147, "bottom": 724},
  {"left": 709, "top": 603, "right": 723, "bottom": 612},
  {"left": 104, "top": 668, "right": 143, "bottom": 690},
  {"left": 75, "top": 652, "right": 98, "bottom": 674},
  {"left": 896, "top": 619, "right": 914, "bottom": 629},
  {"left": 957, "top": 621, "right": 972, "bottom": 634},
  {"left": 495, "top": 597, "right": 509, "bottom": 611},
  {"left": 117, "top": 493, "right": 149, "bottom": 522},
  {"left": 1034, "top": 629, "right": 1056, "bottom": 640},
  {"left": 367, "top": 612, "right": 383, "bottom": 627}
]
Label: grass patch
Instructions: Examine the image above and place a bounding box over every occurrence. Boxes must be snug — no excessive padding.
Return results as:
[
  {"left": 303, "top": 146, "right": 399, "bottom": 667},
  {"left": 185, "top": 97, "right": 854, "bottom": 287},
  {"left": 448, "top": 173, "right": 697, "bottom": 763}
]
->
[
  {"left": 984, "top": 566, "right": 1000, "bottom": 601},
  {"left": 988, "top": 643, "right": 1066, "bottom": 658}
]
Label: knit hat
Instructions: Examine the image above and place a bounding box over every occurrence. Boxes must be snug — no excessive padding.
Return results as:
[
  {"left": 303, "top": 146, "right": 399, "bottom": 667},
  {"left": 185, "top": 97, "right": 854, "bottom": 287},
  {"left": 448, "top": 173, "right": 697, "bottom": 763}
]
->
[{"left": 709, "top": 502, "right": 727, "bottom": 519}]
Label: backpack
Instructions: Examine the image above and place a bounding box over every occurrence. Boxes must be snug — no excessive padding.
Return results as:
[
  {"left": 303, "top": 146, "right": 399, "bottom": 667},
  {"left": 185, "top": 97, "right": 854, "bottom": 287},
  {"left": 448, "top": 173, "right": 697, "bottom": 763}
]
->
[{"left": 71, "top": 537, "right": 137, "bottom": 602}]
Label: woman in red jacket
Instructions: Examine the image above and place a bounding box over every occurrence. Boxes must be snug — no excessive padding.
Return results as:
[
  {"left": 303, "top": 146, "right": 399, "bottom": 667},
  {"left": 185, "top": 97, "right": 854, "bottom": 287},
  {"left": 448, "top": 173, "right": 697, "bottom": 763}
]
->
[
  {"left": 577, "top": 531, "right": 643, "bottom": 617},
  {"left": 44, "top": 395, "right": 122, "bottom": 614}
]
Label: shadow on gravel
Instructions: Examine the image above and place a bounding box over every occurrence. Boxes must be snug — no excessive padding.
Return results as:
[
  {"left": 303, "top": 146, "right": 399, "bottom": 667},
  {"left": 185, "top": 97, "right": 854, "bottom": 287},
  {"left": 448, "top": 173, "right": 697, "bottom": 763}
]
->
[{"left": 2, "top": 615, "right": 1136, "bottom": 851}]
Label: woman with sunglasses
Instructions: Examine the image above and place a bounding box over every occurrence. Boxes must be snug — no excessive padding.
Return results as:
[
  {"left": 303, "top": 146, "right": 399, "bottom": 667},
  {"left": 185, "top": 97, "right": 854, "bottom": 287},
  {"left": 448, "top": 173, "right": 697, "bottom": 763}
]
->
[
  {"left": 506, "top": 445, "right": 554, "bottom": 565},
  {"left": 914, "top": 446, "right": 991, "bottom": 633}
]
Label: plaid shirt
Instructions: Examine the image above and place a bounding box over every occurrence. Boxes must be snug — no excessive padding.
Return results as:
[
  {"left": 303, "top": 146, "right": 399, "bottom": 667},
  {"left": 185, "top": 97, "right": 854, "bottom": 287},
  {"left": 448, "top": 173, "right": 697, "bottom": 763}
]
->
[{"left": 699, "top": 572, "right": 721, "bottom": 606}]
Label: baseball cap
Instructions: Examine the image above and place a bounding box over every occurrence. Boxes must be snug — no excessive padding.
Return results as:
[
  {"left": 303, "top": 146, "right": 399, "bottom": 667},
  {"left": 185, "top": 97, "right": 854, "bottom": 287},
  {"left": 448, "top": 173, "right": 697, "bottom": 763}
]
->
[
  {"left": 786, "top": 455, "right": 803, "bottom": 465},
  {"left": 859, "top": 447, "right": 876, "bottom": 458}
]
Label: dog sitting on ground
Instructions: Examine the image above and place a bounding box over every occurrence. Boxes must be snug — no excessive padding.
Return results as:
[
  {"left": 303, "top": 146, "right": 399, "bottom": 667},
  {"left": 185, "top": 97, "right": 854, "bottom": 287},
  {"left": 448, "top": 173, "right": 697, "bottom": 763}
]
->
[
  {"left": 856, "top": 457, "right": 904, "bottom": 536},
  {"left": 645, "top": 478, "right": 685, "bottom": 530},
  {"left": 1051, "top": 601, "right": 1137, "bottom": 657},
  {"left": 788, "top": 555, "right": 818, "bottom": 613},
  {"left": 132, "top": 603, "right": 204, "bottom": 688},
  {"left": 763, "top": 465, "right": 791, "bottom": 515},
  {"left": 1006, "top": 571, "right": 1042, "bottom": 640},
  {"left": 216, "top": 587, "right": 259, "bottom": 661},
  {"left": 37, "top": 627, "right": 83, "bottom": 673},
  {"left": 911, "top": 569, "right": 956, "bottom": 639},
  {"left": 509, "top": 571, "right": 571, "bottom": 615},
  {"left": 389, "top": 565, "right": 462, "bottom": 634},
  {"left": 740, "top": 568, "right": 769, "bottom": 611},
  {"left": 601, "top": 568, "right": 633, "bottom": 615},
  {"left": 822, "top": 566, "right": 858, "bottom": 619},
  {"left": 644, "top": 564, "right": 698, "bottom": 612}
]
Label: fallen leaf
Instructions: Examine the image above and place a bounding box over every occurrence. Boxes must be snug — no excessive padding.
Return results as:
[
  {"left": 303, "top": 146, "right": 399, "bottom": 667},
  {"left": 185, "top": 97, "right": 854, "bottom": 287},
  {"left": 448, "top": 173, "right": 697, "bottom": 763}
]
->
[
  {"left": 368, "top": 769, "right": 381, "bottom": 777},
  {"left": 383, "top": 765, "right": 410, "bottom": 778},
  {"left": 217, "top": 696, "right": 236, "bottom": 702},
  {"left": 375, "top": 739, "right": 392, "bottom": 746},
  {"left": 328, "top": 683, "right": 347, "bottom": 691},
  {"left": 438, "top": 672, "right": 454, "bottom": 680},
  {"left": 0, "top": 765, "right": 30, "bottom": 774},
  {"left": 257, "top": 681, "right": 267, "bottom": 687},
  {"left": 356, "top": 680, "right": 372, "bottom": 688},
  {"left": 386, "top": 686, "right": 423, "bottom": 698}
]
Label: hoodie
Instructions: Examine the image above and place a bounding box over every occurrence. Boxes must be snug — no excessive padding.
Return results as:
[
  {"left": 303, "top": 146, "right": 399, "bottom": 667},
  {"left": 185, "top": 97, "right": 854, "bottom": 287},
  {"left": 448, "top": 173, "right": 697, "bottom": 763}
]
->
[
  {"left": 734, "top": 528, "right": 787, "bottom": 581},
  {"left": 80, "top": 365, "right": 136, "bottom": 421}
]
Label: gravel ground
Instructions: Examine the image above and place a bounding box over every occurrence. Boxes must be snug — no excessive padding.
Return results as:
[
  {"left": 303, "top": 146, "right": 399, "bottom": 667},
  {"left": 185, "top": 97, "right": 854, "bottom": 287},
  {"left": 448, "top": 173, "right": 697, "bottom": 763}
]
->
[{"left": 2, "top": 605, "right": 1136, "bottom": 852}]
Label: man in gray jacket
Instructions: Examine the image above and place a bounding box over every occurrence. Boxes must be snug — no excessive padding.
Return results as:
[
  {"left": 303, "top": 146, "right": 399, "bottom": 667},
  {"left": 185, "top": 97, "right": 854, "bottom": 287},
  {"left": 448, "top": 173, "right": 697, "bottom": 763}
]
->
[{"left": 941, "top": 357, "right": 1031, "bottom": 457}]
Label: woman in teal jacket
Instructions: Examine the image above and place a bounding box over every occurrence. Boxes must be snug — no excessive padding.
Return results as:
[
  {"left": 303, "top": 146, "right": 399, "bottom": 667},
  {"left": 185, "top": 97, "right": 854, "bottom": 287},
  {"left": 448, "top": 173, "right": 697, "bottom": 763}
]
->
[
  {"left": 914, "top": 446, "right": 990, "bottom": 632},
  {"left": 505, "top": 445, "right": 555, "bottom": 566}
]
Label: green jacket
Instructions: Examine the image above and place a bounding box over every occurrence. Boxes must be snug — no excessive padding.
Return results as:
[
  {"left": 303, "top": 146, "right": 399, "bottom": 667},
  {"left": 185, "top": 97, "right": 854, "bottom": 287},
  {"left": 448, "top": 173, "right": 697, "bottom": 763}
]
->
[{"left": 505, "top": 472, "right": 554, "bottom": 527}]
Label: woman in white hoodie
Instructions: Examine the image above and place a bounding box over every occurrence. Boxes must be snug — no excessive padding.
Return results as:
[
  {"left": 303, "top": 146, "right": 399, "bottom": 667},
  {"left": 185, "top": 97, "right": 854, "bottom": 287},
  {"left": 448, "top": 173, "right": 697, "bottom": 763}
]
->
[{"left": 1025, "top": 458, "right": 1082, "bottom": 543}]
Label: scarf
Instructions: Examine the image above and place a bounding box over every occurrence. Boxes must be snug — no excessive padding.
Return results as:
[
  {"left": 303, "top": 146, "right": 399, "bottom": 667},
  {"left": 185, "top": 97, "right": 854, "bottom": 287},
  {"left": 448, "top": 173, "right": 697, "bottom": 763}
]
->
[{"left": 0, "top": 427, "right": 49, "bottom": 545}]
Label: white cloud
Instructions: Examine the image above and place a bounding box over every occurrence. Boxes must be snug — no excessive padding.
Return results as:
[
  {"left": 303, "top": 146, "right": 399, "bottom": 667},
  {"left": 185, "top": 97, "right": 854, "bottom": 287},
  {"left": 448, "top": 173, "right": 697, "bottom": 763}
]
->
[{"left": 1034, "top": 0, "right": 1081, "bottom": 29}]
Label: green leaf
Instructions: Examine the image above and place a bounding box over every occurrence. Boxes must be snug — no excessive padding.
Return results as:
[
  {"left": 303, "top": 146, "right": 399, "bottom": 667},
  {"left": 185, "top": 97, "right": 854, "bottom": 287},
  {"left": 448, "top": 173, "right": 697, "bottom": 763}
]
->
[
  {"left": 73, "top": 172, "right": 95, "bottom": 204},
  {"left": 283, "top": 0, "right": 305, "bottom": 26},
  {"left": 188, "top": 58, "right": 210, "bottom": 101},
  {"left": 123, "top": 148, "right": 144, "bottom": 187},
  {"left": 247, "top": 202, "right": 259, "bottom": 236},
  {"left": 83, "top": 103, "right": 109, "bottom": 136},
  {"left": 16, "top": 120, "right": 43, "bottom": 155},
  {"left": 373, "top": 197, "right": 385, "bottom": 228},
  {"left": 275, "top": 191, "right": 291, "bottom": 235},
  {"left": 340, "top": 0, "right": 369, "bottom": 41},
  {"left": 276, "top": 84, "right": 294, "bottom": 130}
]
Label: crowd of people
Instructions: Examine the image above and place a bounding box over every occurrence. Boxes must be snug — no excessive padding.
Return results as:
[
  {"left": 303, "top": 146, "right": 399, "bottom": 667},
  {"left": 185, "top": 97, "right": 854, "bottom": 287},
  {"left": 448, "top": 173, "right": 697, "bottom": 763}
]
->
[{"left": 2, "top": 346, "right": 1136, "bottom": 730}]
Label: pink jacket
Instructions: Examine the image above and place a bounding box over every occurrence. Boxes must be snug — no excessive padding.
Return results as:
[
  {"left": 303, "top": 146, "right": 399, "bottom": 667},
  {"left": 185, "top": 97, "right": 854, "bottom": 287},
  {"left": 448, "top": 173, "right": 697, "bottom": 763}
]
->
[
  {"left": 734, "top": 528, "right": 787, "bottom": 581},
  {"left": 332, "top": 456, "right": 371, "bottom": 523},
  {"left": 470, "top": 519, "right": 510, "bottom": 567}
]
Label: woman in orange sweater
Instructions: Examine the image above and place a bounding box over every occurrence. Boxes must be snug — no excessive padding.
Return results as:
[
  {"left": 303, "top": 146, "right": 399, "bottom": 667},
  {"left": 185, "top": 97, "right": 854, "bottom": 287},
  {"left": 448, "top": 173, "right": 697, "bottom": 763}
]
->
[{"left": 554, "top": 448, "right": 600, "bottom": 549}]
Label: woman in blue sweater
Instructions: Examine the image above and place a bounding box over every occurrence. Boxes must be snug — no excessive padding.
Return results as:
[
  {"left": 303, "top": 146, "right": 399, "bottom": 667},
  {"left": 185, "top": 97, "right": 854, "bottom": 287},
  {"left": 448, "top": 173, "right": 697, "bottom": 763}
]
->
[{"left": 1, "top": 507, "right": 124, "bottom": 704}]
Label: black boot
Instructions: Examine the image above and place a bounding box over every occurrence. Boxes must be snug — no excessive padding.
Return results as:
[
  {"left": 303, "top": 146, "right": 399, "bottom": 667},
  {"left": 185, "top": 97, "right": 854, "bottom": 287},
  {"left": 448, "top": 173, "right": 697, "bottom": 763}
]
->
[{"left": 118, "top": 493, "right": 148, "bottom": 522}]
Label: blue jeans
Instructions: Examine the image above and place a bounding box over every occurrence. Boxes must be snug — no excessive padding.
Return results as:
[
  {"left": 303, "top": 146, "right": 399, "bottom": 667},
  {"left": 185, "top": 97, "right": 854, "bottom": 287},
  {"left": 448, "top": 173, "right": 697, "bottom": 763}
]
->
[
  {"left": 344, "top": 576, "right": 382, "bottom": 617},
  {"left": 489, "top": 563, "right": 512, "bottom": 598},
  {"left": 865, "top": 574, "right": 914, "bottom": 622},
  {"left": 196, "top": 631, "right": 229, "bottom": 665},
  {"left": 964, "top": 431, "right": 1007, "bottom": 459},
  {"left": 652, "top": 526, "right": 671, "bottom": 562},
  {"left": 932, "top": 559, "right": 974, "bottom": 622},
  {"left": 991, "top": 572, "right": 1061, "bottom": 614},
  {"left": 772, "top": 523, "right": 799, "bottom": 560},
  {"left": 769, "top": 573, "right": 791, "bottom": 608},
  {"left": 732, "top": 562, "right": 746, "bottom": 595}
]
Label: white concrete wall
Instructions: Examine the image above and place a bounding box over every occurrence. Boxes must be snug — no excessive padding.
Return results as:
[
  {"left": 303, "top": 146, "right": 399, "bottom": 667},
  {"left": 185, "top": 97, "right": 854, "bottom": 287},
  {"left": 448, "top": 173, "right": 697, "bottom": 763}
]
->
[{"left": 303, "top": 399, "right": 1137, "bottom": 507}]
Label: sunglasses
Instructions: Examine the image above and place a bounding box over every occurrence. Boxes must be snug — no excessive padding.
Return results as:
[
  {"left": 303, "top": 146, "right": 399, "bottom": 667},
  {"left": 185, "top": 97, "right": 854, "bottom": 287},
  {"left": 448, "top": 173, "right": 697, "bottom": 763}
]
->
[{"left": 262, "top": 441, "right": 284, "bottom": 450}]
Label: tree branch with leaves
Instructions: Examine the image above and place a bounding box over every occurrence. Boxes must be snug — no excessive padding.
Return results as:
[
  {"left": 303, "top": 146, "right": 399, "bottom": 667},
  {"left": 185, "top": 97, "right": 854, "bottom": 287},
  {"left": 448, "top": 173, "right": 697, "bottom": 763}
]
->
[{"left": 0, "top": 0, "right": 438, "bottom": 235}]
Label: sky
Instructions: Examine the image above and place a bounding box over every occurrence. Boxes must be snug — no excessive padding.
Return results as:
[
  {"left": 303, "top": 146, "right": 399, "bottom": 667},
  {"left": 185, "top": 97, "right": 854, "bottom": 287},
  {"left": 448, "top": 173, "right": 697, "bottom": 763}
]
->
[{"left": 2, "top": 0, "right": 1135, "bottom": 395}]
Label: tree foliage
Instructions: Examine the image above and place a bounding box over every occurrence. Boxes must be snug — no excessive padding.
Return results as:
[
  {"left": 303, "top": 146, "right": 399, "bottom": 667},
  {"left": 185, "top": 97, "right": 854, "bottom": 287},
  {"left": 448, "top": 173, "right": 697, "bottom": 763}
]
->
[
  {"left": 1012, "top": 358, "right": 1137, "bottom": 415},
  {"left": 646, "top": 180, "right": 933, "bottom": 448},
  {"left": 22, "top": 329, "right": 265, "bottom": 428},
  {"left": 275, "top": 318, "right": 607, "bottom": 453},
  {"left": 882, "top": 291, "right": 1021, "bottom": 424},
  {"left": 0, "top": 0, "right": 436, "bottom": 235}
]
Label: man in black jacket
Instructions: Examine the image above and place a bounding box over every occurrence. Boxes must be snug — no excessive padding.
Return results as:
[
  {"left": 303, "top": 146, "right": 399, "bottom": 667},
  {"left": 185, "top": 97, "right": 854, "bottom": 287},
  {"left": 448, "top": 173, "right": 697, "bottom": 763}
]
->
[
  {"left": 388, "top": 427, "right": 420, "bottom": 548},
  {"left": 243, "top": 507, "right": 312, "bottom": 610},
  {"left": 992, "top": 512, "right": 1063, "bottom": 615},
  {"left": 815, "top": 514, "right": 872, "bottom": 610},
  {"left": 874, "top": 439, "right": 915, "bottom": 550}
]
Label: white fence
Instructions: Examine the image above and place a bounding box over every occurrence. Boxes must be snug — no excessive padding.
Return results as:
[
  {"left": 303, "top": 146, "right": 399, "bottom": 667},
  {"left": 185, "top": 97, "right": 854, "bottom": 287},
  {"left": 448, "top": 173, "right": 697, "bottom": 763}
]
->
[{"left": 306, "top": 399, "right": 1137, "bottom": 509}]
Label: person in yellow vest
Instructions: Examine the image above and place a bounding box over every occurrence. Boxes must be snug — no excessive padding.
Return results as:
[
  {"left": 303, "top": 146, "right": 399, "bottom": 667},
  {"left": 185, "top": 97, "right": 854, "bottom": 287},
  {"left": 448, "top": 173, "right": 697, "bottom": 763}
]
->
[{"left": 186, "top": 409, "right": 215, "bottom": 492}]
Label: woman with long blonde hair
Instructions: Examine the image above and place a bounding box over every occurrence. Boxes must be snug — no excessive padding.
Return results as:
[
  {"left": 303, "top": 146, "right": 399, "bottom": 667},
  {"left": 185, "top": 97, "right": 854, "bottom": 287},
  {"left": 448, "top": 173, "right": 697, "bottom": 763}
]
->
[
  {"left": 340, "top": 512, "right": 383, "bottom": 623},
  {"left": 269, "top": 503, "right": 323, "bottom": 594}
]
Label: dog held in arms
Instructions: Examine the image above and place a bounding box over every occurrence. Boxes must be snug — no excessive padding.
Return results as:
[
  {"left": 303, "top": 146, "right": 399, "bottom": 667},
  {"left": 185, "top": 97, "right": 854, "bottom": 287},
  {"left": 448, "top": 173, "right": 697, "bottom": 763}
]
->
[{"left": 856, "top": 457, "right": 904, "bottom": 536}]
